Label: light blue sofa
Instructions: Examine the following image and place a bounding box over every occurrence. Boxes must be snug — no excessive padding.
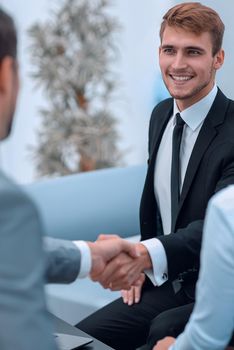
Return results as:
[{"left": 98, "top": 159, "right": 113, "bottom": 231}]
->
[{"left": 23, "top": 165, "right": 146, "bottom": 325}]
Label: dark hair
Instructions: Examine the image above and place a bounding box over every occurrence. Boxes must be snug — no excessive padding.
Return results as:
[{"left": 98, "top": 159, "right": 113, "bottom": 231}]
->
[
  {"left": 0, "top": 7, "right": 17, "bottom": 61},
  {"left": 160, "top": 2, "right": 225, "bottom": 56}
]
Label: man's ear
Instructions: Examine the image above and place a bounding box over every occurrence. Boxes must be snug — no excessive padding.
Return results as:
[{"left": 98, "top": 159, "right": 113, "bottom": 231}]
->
[
  {"left": 214, "top": 49, "right": 225, "bottom": 70},
  {"left": 0, "top": 56, "right": 15, "bottom": 95}
]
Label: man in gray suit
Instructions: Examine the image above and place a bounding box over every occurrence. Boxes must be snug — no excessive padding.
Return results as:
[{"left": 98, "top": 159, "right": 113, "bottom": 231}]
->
[{"left": 0, "top": 7, "right": 140, "bottom": 350}]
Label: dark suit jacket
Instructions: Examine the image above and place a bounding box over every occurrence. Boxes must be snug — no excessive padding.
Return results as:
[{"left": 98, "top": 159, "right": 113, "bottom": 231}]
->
[{"left": 140, "top": 88, "right": 234, "bottom": 294}]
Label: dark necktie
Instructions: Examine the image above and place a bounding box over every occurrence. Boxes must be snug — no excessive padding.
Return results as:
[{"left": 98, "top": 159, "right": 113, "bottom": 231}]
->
[{"left": 171, "top": 113, "right": 185, "bottom": 231}]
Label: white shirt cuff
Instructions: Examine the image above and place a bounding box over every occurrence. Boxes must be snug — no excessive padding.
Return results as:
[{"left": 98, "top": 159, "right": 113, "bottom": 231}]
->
[
  {"left": 73, "top": 240, "right": 92, "bottom": 278},
  {"left": 141, "top": 238, "right": 168, "bottom": 286}
]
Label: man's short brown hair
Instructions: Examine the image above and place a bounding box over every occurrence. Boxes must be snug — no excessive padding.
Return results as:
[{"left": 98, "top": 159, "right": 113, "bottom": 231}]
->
[
  {"left": 160, "top": 2, "right": 224, "bottom": 56},
  {"left": 0, "top": 7, "right": 17, "bottom": 61}
]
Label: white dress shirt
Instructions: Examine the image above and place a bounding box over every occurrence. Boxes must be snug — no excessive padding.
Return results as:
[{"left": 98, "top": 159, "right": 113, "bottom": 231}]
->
[
  {"left": 171, "top": 185, "right": 234, "bottom": 350},
  {"left": 141, "top": 85, "right": 218, "bottom": 286},
  {"left": 73, "top": 241, "right": 92, "bottom": 278}
]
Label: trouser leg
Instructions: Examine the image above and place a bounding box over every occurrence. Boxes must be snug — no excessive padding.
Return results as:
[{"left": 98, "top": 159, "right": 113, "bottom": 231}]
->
[
  {"left": 77, "top": 280, "right": 188, "bottom": 350},
  {"left": 228, "top": 332, "right": 234, "bottom": 347},
  {"left": 146, "top": 302, "right": 194, "bottom": 349}
]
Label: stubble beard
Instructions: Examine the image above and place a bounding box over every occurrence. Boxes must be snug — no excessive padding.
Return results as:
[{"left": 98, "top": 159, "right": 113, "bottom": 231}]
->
[{"left": 164, "top": 67, "right": 214, "bottom": 101}]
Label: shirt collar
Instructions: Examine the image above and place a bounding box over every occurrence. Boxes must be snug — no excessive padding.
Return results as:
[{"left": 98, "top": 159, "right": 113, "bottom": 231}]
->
[{"left": 173, "top": 84, "right": 218, "bottom": 131}]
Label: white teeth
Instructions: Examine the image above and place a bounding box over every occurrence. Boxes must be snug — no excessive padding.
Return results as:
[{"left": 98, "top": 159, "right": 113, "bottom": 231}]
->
[{"left": 172, "top": 75, "right": 191, "bottom": 81}]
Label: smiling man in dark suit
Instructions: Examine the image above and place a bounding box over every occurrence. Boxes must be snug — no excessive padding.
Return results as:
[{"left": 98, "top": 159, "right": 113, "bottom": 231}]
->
[{"left": 77, "top": 3, "right": 234, "bottom": 349}]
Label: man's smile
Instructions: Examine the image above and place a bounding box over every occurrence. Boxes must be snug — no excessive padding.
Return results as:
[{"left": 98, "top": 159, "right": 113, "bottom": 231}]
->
[{"left": 169, "top": 74, "right": 194, "bottom": 81}]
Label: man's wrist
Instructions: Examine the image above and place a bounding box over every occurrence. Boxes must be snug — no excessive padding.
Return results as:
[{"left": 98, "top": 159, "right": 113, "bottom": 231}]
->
[
  {"left": 73, "top": 240, "right": 92, "bottom": 278},
  {"left": 136, "top": 243, "right": 152, "bottom": 270},
  {"left": 86, "top": 242, "right": 96, "bottom": 272}
]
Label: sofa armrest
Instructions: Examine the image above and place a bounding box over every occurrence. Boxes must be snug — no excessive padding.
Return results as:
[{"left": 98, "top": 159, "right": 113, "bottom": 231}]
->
[{"left": 23, "top": 165, "right": 146, "bottom": 241}]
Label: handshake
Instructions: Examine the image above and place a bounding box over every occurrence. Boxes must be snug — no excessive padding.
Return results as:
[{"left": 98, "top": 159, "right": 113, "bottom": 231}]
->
[{"left": 87, "top": 235, "right": 151, "bottom": 293}]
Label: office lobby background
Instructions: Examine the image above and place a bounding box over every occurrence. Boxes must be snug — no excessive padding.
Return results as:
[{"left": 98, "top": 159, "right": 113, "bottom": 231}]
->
[{"left": 0, "top": 0, "right": 233, "bottom": 184}]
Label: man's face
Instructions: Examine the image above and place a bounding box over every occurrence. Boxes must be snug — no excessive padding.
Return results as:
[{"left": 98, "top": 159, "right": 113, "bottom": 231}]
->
[
  {"left": 159, "top": 26, "right": 224, "bottom": 111},
  {"left": 6, "top": 62, "right": 19, "bottom": 137},
  {"left": 0, "top": 58, "right": 19, "bottom": 140}
]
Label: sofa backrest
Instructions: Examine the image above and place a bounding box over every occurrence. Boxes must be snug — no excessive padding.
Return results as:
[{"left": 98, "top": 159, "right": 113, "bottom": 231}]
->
[{"left": 23, "top": 165, "right": 146, "bottom": 241}]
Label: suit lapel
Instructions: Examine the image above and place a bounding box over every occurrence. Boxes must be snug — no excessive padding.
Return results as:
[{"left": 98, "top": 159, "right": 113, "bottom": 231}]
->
[
  {"left": 140, "top": 101, "right": 172, "bottom": 238},
  {"left": 178, "top": 89, "right": 230, "bottom": 217},
  {"left": 146, "top": 105, "right": 172, "bottom": 198},
  {"left": 148, "top": 106, "right": 172, "bottom": 165},
  {"left": 179, "top": 119, "right": 216, "bottom": 208}
]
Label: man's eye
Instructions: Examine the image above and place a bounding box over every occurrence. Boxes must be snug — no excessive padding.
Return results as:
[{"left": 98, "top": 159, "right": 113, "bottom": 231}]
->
[
  {"left": 188, "top": 50, "right": 201, "bottom": 55},
  {"left": 163, "top": 48, "right": 175, "bottom": 55}
]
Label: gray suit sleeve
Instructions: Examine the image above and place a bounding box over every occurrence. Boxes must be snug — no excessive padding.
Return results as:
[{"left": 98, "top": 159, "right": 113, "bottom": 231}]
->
[{"left": 43, "top": 237, "right": 81, "bottom": 283}]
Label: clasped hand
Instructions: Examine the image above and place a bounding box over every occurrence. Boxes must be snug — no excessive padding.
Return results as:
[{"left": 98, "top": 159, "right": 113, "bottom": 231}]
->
[
  {"left": 88, "top": 234, "right": 144, "bottom": 291},
  {"left": 153, "top": 336, "right": 176, "bottom": 349}
]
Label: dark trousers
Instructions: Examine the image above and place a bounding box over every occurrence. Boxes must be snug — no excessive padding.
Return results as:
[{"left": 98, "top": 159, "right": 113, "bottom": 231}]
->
[
  {"left": 76, "top": 279, "right": 192, "bottom": 350},
  {"left": 147, "top": 302, "right": 194, "bottom": 349},
  {"left": 148, "top": 302, "right": 234, "bottom": 349}
]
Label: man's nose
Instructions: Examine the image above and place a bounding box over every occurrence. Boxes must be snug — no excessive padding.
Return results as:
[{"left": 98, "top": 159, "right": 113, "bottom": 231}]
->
[{"left": 171, "top": 52, "right": 187, "bottom": 70}]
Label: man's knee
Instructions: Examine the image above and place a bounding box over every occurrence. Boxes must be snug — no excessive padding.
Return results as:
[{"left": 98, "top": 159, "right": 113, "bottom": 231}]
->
[
  {"left": 147, "top": 311, "right": 176, "bottom": 348},
  {"left": 147, "top": 304, "right": 193, "bottom": 349}
]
